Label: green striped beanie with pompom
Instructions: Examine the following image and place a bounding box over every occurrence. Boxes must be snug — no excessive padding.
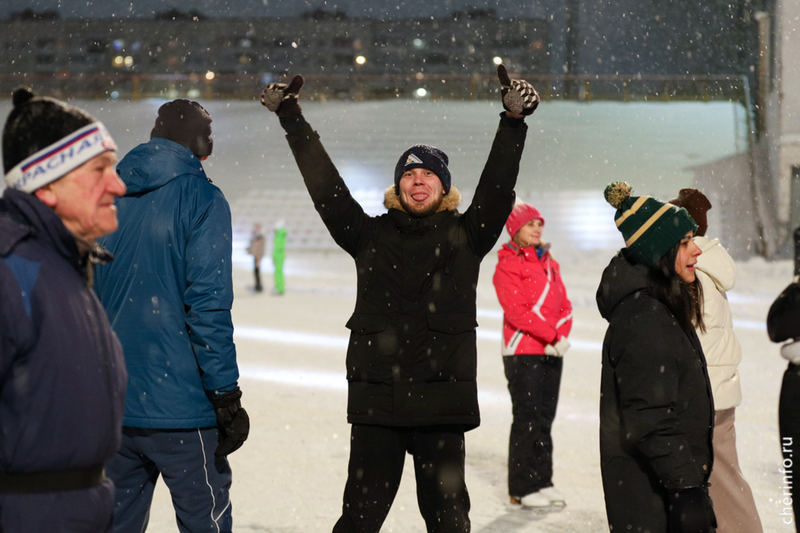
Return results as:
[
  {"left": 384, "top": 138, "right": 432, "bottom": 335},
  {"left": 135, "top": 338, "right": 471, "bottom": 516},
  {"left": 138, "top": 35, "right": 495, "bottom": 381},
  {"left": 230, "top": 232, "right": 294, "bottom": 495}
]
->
[{"left": 604, "top": 181, "right": 697, "bottom": 267}]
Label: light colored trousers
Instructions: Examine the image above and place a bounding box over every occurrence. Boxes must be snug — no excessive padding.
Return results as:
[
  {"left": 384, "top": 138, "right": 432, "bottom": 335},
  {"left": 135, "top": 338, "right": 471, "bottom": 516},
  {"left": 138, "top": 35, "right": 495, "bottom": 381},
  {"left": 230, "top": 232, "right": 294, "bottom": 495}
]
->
[{"left": 708, "top": 408, "right": 763, "bottom": 533}]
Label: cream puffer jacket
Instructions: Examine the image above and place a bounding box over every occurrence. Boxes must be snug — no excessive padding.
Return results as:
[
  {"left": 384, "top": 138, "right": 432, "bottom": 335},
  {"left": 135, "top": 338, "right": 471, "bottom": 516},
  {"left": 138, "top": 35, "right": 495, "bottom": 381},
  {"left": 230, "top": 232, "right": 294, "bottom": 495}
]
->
[{"left": 694, "top": 235, "right": 742, "bottom": 410}]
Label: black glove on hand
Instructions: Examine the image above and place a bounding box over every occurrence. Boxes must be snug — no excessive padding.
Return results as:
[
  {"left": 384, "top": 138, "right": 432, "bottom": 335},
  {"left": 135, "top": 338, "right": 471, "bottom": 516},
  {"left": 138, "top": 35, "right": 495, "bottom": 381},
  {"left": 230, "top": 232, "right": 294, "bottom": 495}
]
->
[
  {"left": 211, "top": 386, "right": 250, "bottom": 457},
  {"left": 668, "top": 487, "right": 717, "bottom": 533},
  {"left": 260, "top": 75, "right": 304, "bottom": 118},
  {"left": 497, "top": 64, "right": 540, "bottom": 116}
]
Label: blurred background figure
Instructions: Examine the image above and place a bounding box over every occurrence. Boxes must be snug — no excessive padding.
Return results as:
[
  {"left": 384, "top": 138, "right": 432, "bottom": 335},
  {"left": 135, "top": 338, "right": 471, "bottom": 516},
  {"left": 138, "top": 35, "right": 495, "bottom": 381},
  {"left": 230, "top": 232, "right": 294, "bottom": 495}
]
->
[
  {"left": 768, "top": 226, "right": 800, "bottom": 533},
  {"left": 247, "top": 222, "right": 266, "bottom": 292},
  {"left": 272, "top": 219, "right": 286, "bottom": 295},
  {"left": 493, "top": 202, "right": 572, "bottom": 508},
  {"left": 671, "top": 188, "right": 763, "bottom": 533}
]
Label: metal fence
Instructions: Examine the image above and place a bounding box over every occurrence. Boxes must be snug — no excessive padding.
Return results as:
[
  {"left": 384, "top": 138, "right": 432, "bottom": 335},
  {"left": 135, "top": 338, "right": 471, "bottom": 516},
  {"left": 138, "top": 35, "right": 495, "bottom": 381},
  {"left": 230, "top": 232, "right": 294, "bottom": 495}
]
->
[{"left": 0, "top": 73, "right": 753, "bottom": 105}]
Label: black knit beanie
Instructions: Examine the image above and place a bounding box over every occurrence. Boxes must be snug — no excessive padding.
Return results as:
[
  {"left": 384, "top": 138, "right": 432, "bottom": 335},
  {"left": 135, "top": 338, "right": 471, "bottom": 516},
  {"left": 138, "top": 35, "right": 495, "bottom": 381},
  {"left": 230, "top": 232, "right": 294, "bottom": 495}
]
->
[
  {"left": 150, "top": 99, "right": 213, "bottom": 158},
  {"left": 2, "top": 87, "right": 96, "bottom": 173},
  {"left": 394, "top": 144, "right": 451, "bottom": 195}
]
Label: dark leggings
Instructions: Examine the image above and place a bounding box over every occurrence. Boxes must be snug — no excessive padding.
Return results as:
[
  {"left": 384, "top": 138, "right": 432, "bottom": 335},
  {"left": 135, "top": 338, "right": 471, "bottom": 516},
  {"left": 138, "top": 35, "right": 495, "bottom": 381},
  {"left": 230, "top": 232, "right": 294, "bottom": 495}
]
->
[{"left": 332, "top": 424, "right": 470, "bottom": 533}]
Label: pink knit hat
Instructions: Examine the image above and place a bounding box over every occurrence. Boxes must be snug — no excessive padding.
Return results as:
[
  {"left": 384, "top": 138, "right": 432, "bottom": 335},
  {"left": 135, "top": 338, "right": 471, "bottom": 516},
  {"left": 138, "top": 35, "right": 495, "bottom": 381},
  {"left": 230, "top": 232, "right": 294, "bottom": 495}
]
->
[{"left": 506, "top": 203, "right": 545, "bottom": 238}]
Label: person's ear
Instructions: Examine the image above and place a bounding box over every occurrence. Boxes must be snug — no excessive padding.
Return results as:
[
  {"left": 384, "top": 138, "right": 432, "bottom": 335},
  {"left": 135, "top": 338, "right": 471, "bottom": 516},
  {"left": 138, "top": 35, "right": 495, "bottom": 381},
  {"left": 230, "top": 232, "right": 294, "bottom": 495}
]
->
[{"left": 34, "top": 184, "right": 58, "bottom": 208}]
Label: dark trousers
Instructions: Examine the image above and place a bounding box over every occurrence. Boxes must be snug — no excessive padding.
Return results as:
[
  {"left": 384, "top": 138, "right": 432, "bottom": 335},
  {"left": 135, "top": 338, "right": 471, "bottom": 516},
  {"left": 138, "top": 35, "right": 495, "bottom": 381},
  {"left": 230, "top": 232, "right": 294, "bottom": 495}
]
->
[
  {"left": 253, "top": 259, "right": 263, "bottom": 292},
  {"left": 780, "top": 363, "right": 800, "bottom": 532},
  {"left": 503, "top": 354, "right": 563, "bottom": 498},
  {"left": 107, "top": 427, "right": 233, "bottom": 533},
  {"left": 332, "top": 424, "right": 471, "bottom": 533},
  {"left": 0, "top": 479, "right": 114, "bottom": 533}
]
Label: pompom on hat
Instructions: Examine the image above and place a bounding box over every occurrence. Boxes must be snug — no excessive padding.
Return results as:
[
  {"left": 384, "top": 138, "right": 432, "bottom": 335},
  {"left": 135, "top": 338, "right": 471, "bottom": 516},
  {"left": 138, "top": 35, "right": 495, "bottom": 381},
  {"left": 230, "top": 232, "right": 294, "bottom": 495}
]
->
[
  {"left": 150, "top": 99, "right": 213, "bottom": 159},
  {"left": 394, "top": 144, "right": 451, "bottom": 195},
  {"left": 604, "top": 181, "right": 697, "bottom": 267},
  {"left": 506, "top": 202, "right": 545, "bottom": 238},
  {"left": 3, "top": 87, "right": 117, "bottom": 193}
]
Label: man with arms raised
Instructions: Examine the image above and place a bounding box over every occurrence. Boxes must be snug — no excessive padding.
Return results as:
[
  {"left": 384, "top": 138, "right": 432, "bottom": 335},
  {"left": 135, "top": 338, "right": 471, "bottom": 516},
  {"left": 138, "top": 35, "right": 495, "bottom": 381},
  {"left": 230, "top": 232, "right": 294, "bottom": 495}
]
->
[{"left": 261, "top": 65, "right": 538, "bottom": 533}]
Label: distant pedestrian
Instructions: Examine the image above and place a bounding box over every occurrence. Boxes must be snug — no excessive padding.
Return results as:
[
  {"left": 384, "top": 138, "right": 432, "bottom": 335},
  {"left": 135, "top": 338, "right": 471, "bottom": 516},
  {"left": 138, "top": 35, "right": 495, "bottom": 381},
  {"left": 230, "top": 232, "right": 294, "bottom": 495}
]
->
[
  {"left": 94, "top": 99, "right": 249, "bottom": 533},
  {"left": 0, "top": 87, "right": 127, "bottom": 533},
  {"left": 247, "top": 222, "right": 266, "bottom": 292},
  {"left": 672, "top": 188, "right": 763, "bottom": 533},
  {"left": 597, "top": 182, "right": 716, "bottom": 533},
  {"left": 260, "top": 63, "right": 538, "bottom": 533},
  {"left": 493, "top": 202, "right": 572, "bottom": 508},
  {"left": 767, "top": 225, "right": 800, "bottom": 533},
  {"left": 272, "top": 219, "right": 287, "bottom": 295}
]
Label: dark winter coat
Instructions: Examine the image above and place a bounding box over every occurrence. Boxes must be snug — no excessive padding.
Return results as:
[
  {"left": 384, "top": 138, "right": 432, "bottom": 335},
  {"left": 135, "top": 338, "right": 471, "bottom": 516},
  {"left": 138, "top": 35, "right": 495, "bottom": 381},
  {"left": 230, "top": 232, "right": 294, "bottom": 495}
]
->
[
  {"left": 0, "top": 188, "right": 127, "bottom": 476},
  {"left": 94, "top": 137, "right": 238, "bottom": 429},
  {"left": 283, "top": 114, "right": 527, "bottom": 429},
  {"left": 596, "top": 252, "right": 714, "bottom": 533}
]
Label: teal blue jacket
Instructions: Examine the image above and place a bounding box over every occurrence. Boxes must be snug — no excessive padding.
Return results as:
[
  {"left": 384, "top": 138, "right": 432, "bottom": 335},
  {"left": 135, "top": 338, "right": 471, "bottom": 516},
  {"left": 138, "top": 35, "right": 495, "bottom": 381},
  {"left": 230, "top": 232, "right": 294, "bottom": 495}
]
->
[{"left": 95, "top": 138, "right": 238, "bottom": 428}]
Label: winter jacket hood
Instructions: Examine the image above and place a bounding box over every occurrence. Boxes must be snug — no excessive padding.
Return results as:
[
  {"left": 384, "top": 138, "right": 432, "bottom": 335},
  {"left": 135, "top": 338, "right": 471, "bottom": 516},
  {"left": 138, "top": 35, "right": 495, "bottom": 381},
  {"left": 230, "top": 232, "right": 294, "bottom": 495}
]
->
[
  {"left": 596, "top": 251, "right": 650, "bottom": 321},
  {"left": 118, "top": 137, "right": 208, "bottom": 195}
]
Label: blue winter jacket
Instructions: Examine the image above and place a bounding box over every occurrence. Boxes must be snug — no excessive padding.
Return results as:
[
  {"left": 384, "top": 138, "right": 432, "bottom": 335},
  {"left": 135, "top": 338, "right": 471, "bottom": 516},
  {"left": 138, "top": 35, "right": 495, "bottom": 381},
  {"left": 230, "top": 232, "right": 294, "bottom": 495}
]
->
[
  {"left": 95, "top": 137, "right": 238, "bottom": 429},
  {"left": 0, "top": 188, "right": 127, "bottom": 474}
]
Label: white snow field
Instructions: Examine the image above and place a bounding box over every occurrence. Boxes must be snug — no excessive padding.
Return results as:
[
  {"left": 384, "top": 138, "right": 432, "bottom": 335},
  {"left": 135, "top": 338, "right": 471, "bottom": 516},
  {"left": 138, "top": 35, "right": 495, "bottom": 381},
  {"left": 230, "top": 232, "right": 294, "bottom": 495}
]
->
[{"left": 1, "top": 97, "right": 786, "bottom": 531}]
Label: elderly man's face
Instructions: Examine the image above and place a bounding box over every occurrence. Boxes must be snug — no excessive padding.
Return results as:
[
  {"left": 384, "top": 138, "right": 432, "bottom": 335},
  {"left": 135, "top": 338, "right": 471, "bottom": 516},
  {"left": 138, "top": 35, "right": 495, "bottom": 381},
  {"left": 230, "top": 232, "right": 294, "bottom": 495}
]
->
[
  {"left": 398, "top": 168, "right": 445, "bottom": 217},
  {"left": 34, "top": 151, "right": 126, "bottom": 240}
]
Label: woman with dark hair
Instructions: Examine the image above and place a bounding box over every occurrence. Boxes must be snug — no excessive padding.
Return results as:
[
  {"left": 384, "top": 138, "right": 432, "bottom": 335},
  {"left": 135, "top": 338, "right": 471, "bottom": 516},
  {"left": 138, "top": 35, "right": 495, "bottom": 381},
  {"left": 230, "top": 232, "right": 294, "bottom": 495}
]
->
[{"left": 596, "top": 182, "right": 717, "bottom": 533}]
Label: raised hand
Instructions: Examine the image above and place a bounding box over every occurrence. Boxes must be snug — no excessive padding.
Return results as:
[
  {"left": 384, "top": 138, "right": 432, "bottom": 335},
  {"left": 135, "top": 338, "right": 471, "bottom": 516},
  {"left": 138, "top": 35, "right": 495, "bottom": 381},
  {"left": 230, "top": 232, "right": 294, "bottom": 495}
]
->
[
  {"left": 497, "top": 64, "right": 540, "bottom": 116},
  {"left": 260, "top": 75, "right": 305, "bottom": 118}
]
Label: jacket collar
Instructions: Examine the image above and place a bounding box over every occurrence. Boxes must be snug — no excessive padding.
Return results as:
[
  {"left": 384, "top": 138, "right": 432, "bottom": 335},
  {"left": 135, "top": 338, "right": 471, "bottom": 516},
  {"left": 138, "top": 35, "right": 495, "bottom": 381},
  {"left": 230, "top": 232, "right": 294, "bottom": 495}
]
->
[
  {"left": 383, "top": 185, "right": 462, "bottom": 214},
  {"left": 0, "top": 188, "right": 112, "bottom": 284}
]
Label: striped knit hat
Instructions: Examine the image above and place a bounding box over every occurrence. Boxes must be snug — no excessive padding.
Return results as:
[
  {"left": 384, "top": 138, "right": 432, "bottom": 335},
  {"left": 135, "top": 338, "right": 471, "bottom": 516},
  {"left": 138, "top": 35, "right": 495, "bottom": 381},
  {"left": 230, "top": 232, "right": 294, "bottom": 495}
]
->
[{"left": 604, "top": 181, "right": 697, "bottom": 267}]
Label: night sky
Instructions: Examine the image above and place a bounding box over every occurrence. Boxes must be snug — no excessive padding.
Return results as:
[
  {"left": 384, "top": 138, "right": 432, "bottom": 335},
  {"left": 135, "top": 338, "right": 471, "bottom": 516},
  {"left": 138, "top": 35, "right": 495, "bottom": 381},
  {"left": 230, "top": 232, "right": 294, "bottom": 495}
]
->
[{"left": 1, "top": 0, "right": 549, "bottom": 20}]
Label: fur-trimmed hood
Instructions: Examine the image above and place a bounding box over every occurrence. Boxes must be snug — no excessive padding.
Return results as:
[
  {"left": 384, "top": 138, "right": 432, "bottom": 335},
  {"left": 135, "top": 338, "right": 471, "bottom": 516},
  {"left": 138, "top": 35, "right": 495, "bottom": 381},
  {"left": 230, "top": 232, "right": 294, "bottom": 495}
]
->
[{"left": 383, "top": 185, "right": 462, "bottom": 214}]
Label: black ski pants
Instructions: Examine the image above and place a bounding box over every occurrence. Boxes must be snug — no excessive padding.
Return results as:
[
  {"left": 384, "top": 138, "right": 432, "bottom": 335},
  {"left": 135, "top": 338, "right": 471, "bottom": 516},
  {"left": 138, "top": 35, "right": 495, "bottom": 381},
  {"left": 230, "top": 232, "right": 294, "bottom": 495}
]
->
[
  {"left": 332, "top": 424, "right": 470, "bottom": 533},
  {"left": 503, "top": 354, "right": 563, "bottom": 498}
]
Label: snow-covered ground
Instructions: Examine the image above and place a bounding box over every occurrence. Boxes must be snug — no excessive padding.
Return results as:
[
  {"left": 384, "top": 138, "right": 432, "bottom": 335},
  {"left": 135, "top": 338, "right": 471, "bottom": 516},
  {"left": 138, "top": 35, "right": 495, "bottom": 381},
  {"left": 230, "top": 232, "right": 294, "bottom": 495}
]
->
[{"left": 135, "top": 245, "right": 792, "bottom": 533}]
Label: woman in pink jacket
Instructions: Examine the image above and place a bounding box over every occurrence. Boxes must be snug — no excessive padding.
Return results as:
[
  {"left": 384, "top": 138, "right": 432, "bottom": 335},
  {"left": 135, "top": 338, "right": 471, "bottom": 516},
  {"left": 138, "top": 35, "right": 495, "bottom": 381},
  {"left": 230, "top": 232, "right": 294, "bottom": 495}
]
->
[{"left": 493, "top": 202, "right": 573, "bottom": 508}]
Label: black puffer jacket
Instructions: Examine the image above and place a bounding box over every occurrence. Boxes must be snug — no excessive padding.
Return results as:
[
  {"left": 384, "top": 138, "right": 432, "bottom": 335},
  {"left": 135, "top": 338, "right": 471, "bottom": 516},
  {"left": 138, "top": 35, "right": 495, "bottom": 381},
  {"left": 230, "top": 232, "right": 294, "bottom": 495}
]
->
[
  {"left": 283, "top": 114, "right": 527, "bottom": 429},
  {"left": 596, "top": 252, "right": 714, "bottom": 533}
]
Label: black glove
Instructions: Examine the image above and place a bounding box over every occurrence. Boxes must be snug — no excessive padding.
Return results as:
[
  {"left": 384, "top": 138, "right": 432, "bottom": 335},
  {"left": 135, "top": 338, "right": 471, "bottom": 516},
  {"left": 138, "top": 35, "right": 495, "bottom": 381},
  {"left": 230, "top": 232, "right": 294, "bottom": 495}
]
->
[
  {"left": 210, "top": 386, "right": 250, "bottom": 457},
  {"left": 259, "top": 75, "right": 304, "bottom": 118},
  {"left": 667, "top": 487, "right": 717, "bottom": 533},
  {"left": 497, "top": 64, "right": 540, "bottom": 116}
]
